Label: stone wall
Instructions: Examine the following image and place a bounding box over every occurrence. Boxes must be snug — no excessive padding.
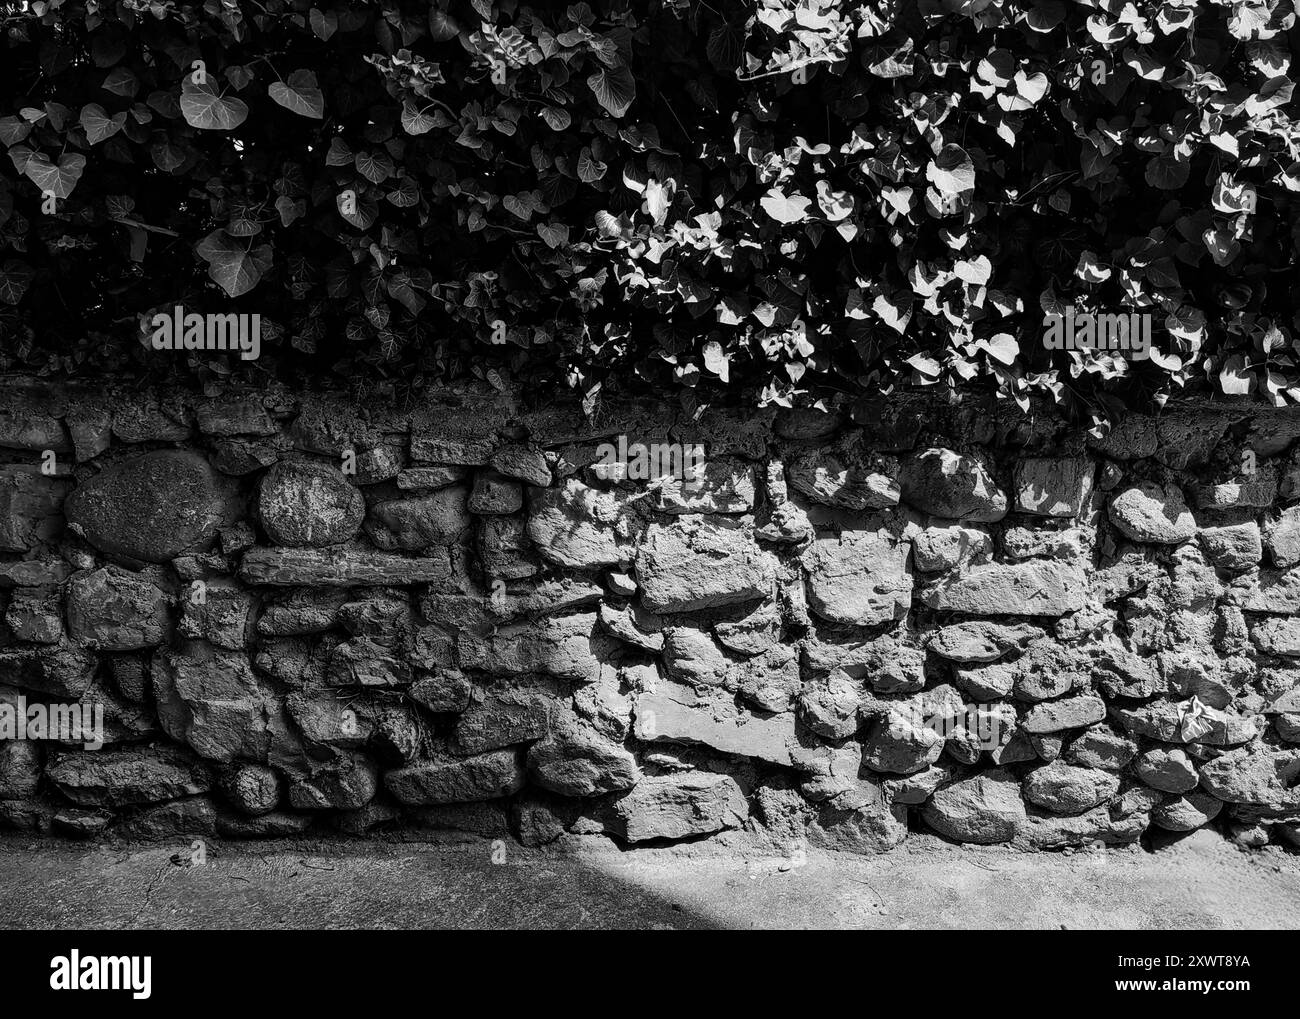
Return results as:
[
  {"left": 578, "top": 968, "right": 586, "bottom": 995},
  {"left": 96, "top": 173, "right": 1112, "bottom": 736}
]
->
[{"left": 1, "top": 377, "right": 1298, "bottom": 852}]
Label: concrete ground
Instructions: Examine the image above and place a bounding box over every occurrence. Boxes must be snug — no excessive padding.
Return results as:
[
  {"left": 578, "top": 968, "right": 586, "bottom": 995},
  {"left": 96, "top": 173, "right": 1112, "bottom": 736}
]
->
[{"left": 2, "top": 829, "right": 1296, "bottom": 930}]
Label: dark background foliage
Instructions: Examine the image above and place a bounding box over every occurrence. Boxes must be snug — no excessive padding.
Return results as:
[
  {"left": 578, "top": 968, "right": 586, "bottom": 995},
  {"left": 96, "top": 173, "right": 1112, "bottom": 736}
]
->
[{"left": 1, "top": 0, "right": 1297, "bottom": 423}]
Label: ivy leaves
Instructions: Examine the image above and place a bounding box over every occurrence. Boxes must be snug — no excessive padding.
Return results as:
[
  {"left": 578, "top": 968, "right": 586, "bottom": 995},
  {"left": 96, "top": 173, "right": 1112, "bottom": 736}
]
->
[
  {"left": 268, "top": 70, "right": 325, "bottom": 119},
  {"left": 179, "top": 77, "right": 248, "bottom": 131},
  {"left": 196, "top": 231, "right": 272, "bottom": 297}
]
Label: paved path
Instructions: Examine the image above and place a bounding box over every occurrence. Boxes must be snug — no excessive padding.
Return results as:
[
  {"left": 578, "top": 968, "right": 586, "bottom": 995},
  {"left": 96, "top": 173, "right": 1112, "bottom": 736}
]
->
[{"left": 2, "top": 830, "right": 1296, "bottom": 929}]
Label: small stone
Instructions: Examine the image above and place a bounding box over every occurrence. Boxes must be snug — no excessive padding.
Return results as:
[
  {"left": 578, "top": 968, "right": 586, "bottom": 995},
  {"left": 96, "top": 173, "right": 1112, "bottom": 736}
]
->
[
  {"left": 1151, "top": 792, "right": 1223, "bottom": 832},
  {"left": 922, "top": 770, "right": 1026, "bottom": 844},
  {"left": 1088, "top": 415, "right": 1157, "bottom": 460},
  {"left": 177, "top": 577, "right": 256, "bottom": 650},
  {"left": 218, "top": 811, "right": 314, "bottom": 838},
  {"left": 287, "top": 755, "right": 378, "bottom": 810},
  {"left": 479, "top": 516, "right": 539, "bottom": 581},
  {"left": 66, "top": 566, "right": 170, "bottom": 650},
  {"left": 526, "top": 480, "right": 637, "bottom": 569},
  {"left": 633, "top": 679, "right": 799, "bottom": 767},
  {"left": 384, "top": 749, "right": 525, "bottom": 805},
  {"left": 1002, "top": 526, "right": 1084, "bottom": 560},
  {"left": 1199, "top": 522, "right": 1262, "bottom": 571},
  {"left": 46, "top": 746, "right": 210, "bottom": 807},
  {"left": 526, "top": 709, "right": 639, "bottom": 797},
  {"left": 607, "top": 571, "right": 637, "bottom": 596},
  {"left": 1108, "top": 482, "right": 1197, "bottom": 544},
  {"left": 919, "top": 559, "right": 1085, "bottom": 617},
  {"left": 1023, "top": 762, "right": 1120, "bottom": 814},
  {"left": 453, "top": 682, "right": 554, "bottom": 754},
  {"left": 787, "top": 449, "right": 898, "bottom": 510},
  {"left": 490, "top": 444, "right": 552, "bottom": 487},
  {"left": 257, "top": 461, "right": 364, "bottom": 547},
  {"left": 0, "top": 466, "right": 71, "bottom": 553},
  {"left": 1135, "top": 747, "right": 1199, "bottom": 793},
  {"left": 469, "top": 470, "right": 523, "bottom": 514},
  {"left": 1014, "top": 457, "right": 1094, "bottom": 517},
  {"left": 195, "top": 394, "right": 276, "bottom": 437},
  {"left": 1198, "top": 747, "right": 1300, "bottom": 811},
  {"left": 911, "top": 524, "right": 991, "bottom": 572},
  {"left": 239, "top": 546, "right": 458, "bottom": 587},
  {"left": 4, "top": 587, "right": 63, "bottom": 643},
  {"left": 797, "top": 673, "right": 862, "bottom": 740},
  {"left": 1023, "top": 694, "right": 1107, "bottom": 733},
  {"left": 598, "top": 603, "right": 664, "bottom": 652},
  {"left": 925, "top": 621, "right": 1042, "bottom": 663},
  {"left": 802, "top": 530, "right": 911, "bottom": 625},
  {"left": 117, "top": 796, "right": 217, "bottom": 838},
  {"left": 396, "top": 465, "right": 468, "bottom": 491},
  {"left": 637, "top": 519, "right": 776, "bottom": 613},
  {"left": 218, "top": 763, "right": 281, "bottom": 816},
  {"left": 604, "top": 772, "right": 747, "bottom": 843},
  {"left": 365, "top": 486, "right": 472, "bottom": 550},
  {"left": 860, "top": 710, "right": 944, "bottom": 776},
  {"left": 1193, "top": 469, "right": 1278, "bottom": 509},
  {"left": 898, "top": 447, "right": 1008, "bottom": 522},
  {"left": 1064, "top": 728, "right": 1137, "bottom": 771},
  {"left": 1265, "top": 506, "right": 1300, "bottom": 568}
]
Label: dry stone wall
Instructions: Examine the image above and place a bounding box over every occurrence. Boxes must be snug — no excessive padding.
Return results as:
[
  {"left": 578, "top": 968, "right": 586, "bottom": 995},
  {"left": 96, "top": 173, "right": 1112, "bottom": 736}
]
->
[{"left": 1, "top": 377, "right": 1299, "bottom": 852}]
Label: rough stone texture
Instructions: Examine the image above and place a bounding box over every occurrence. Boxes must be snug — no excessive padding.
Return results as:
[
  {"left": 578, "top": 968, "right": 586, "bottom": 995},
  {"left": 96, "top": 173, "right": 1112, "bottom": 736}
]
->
[
  {"left": 922, "top": 770, "right": 1026, "bottom": 844},
  {"left": 1200, "top": 522, "right": 1263, "bottom": 571},
  {"left": 1108, "top": 482, "right": 1197, "bottom": 544},
  {"left": 919, "top": 560, "right": 1085, "bottom": 616},
  {"left": 911, "top": 524, "right": 991, "bottom": 572},
  {"left": 0, "top": 467, "right": 70, "bottom": 553},
  {"left": 1023, "top": 762, "right": 1120, "bottom": 814},
  {"left": 1135, "top": 747, "right": 1199, "bottom": 794},
  {"left": 898, "top": 447, "right": 1008, "bottom": 521},
  {"left": 365, "top": 486, "right": 471, "bottom": 550},
  {"left": 603, "top": 773, "right": 748, "bottom": 843},
  {"left": 4, "top": 384, "right": 1300, "bottom": 855},
  {"left": 66, "top": 566, "right": 170, "bottom": 650},
  {"left": 239, "top": 546, "right": 458, "bottom": 586},
  {"left": 385, "top": 750, "right": 525, "bottom": 805},
  {"left": 633, "top": 679, "right": 799, "bottom": 767},
  {"left": 1014, "top": 457, "right": 1094, "bottom": 517},
  {"left": 637, "top": 519, "right": 775, "bottom": 613},
  {"left": 802, "top": 530, "right": 911, "bottom": 626},
  {"left": 924, "top": 621, "right": 1042, "bottom": 663},
  {"left": 64, "top": 450, "right": 237, "bottom": 563},
  {"left": 258, "top": 461, "right": 364, "bottom": 547},
  {"left": 46, "top": 747, "right": 210, "bottom": 807}
]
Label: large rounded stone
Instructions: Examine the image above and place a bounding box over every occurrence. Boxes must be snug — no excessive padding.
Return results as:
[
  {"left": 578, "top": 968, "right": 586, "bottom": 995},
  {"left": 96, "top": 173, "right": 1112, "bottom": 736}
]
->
[
  {"left": 65, "top": 450, "right": 236, "bottom": 563},
  {"left": 922, "top": 770, "right": 1026, "bottom": 844},
  {"left": 899, "top": 447, "right": 1007, "bottom": 522},
  {"left": 1108, "top": 481, "right": 1197, "bottom": 544},
  {"left": 1023, "top": 761, "right": 1120, "bottom": 814},
  {"left": 258, "top": 461, "right": 364, "bottom": 547}
]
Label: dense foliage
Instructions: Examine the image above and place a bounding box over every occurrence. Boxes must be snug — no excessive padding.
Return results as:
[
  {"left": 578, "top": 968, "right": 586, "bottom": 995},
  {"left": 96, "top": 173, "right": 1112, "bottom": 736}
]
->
[{"left": 1, "top": 0, "right": 1298, "bottom": 419}]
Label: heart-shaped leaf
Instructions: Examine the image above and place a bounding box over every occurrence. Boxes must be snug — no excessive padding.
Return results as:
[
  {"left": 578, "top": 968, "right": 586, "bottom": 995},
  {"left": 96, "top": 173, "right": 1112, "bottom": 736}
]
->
[
  {"left": 355, "top": 150, "right": 394, "bottom": 184},
  {"left": 80, "top": 102, "right": 126, "bottom": 144},
  {"left": 269, "top": 70, "right": 324, "bottom": 119},
  {"left": 22, "top": 151, "right": 86, "bottom": 199},
  {"left": 587, "top": 64, "right": 636, "bottom": 117},
  {"left": 0, "top": 260, "right": 33, "bottom": 305},
  {"left": 101, "top": 67, "right": 139, "bottom": 97},
  {"left": 195, "top": 229, "right": 271, "bottom": 297},
  {"left": 180, "top": 77, "right": 248, "bottom": 131},
  {"left": 760, "top": 188, "right": 811, "bottom": 224},
  {"left": 926, "top": 144, "right": 975, "bottom": 197}
]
